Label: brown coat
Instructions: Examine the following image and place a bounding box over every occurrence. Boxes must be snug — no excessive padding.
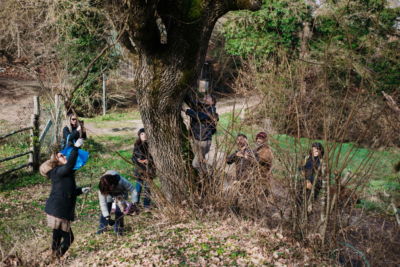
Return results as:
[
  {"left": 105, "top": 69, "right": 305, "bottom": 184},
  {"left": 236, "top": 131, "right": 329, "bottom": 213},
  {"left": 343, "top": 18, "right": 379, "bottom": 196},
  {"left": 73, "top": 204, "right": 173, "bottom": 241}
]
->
[{"left": 254, "top": 144, "right": 273, "bottom": 175}]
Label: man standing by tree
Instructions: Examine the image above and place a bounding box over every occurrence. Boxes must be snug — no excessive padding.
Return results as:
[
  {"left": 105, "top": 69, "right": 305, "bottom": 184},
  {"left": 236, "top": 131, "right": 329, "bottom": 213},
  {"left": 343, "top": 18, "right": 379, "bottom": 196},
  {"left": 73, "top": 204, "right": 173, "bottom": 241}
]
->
[
  {"left": 185, "top": 94, "right": 218, "bottom": 172},
  {"left": 99, "top": 0, "right": 261, "bottom": 202}
]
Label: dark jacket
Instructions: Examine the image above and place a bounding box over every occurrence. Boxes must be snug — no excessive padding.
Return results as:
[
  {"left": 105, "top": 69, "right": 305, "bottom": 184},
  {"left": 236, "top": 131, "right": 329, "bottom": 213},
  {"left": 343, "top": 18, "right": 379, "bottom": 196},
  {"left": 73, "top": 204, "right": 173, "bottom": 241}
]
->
[
  {"left": 62, "top": 125, "right": 87, "bottom": 148},
  {"left": 304, "top": 156, "right": 322, "bottom": 184},
  {"left": 227, "top": 148, "right": 254, "bottom": 180},
  {"left": 186, "top": 105, "right": 218, "bottom": 141},
  {"left": 45, "top": 147, "right": 82, "bottom": 221},
  {"left": 132, "top": 141, "right": 155, "bottom": 178}
]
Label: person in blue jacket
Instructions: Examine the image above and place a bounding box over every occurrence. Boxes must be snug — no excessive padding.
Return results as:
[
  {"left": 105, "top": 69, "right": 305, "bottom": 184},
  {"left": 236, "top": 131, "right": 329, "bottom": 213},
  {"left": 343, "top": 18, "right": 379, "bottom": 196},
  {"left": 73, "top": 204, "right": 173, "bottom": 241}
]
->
[
  {"left": 185, "top": 94, "right": 219, "bottom": 171},
  {"left": 39, "top": 138, "right": 90, "bottom": 259}
]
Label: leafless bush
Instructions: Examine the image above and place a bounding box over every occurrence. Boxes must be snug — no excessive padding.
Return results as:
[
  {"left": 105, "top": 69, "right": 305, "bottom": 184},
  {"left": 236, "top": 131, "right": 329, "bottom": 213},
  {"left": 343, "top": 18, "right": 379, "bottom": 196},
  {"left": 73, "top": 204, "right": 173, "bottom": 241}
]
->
[{"left": 211, "top": 53, "right": 400, "bottom": 264}]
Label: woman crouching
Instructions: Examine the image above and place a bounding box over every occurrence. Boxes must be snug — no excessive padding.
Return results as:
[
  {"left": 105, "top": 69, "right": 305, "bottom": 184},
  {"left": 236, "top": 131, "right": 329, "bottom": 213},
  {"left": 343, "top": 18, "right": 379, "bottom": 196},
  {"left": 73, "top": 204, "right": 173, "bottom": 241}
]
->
[
  {"left": 39, "top": 139, "right": 90, "bottom": 259},
  {"left": 97, "top": 170, "right": 137, "bottom": 235}
]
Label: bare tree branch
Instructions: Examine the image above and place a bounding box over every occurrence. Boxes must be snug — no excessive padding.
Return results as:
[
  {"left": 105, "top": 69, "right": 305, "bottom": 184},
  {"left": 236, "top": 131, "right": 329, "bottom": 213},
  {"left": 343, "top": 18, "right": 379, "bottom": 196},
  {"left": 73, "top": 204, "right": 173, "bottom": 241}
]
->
[{"left": 68, "top": 16, "right": 129, "bottom": 101}]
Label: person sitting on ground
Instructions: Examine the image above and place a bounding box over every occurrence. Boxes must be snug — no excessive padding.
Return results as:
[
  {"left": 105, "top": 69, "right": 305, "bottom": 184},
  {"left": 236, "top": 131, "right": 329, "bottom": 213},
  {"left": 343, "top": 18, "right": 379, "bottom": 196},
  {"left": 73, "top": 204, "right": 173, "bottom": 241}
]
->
[
  {"left": 226, "top": 134, "right": 254, "bottom": 180},
  {"left": 131, "top": 128, "right": 155, "bottom": 209},
  {"left": 62, "top": 113, "right": 87, "bottom": 149},
  {"left": 39, "top": 139, "right": 90, "bottom": 259},
  {"left": 302, "top": 142, "right": 325, "bottom": 199},
  {"left": 185, "top": 94, "right": 219, "bottom": 172},
  {"left": 253, "top": 132, "right": 273, "bottom": 176},
  {"left": 97, "top": 170, "right": 137, "bottom": 235}
]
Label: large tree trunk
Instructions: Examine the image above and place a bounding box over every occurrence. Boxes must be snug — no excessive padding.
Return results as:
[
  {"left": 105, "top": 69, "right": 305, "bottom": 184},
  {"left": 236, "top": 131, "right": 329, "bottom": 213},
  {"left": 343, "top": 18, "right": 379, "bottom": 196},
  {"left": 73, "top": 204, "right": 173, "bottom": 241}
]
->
[
  {"left": 104, "top": 0, "right": 261, "bottom": 203},
  {"left": 134, "top": 55, "right": 193, "bottom": 201}
]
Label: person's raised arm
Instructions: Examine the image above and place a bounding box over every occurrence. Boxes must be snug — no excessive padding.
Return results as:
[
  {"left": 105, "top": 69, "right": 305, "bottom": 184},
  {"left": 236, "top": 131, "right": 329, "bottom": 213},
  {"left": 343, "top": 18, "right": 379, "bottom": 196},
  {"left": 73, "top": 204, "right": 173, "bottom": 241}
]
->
[
  {"left": 62, "top": 126, "right": 70, "bottom": 140},
  {"left": 55, "top": 139, "right": 83, "bottom": 176},
  {"left": 62, "top": 126, "right": 72, "bottom": 147},
  {"left": 184, "top": 93, "right": 202, "bottom": 109}
]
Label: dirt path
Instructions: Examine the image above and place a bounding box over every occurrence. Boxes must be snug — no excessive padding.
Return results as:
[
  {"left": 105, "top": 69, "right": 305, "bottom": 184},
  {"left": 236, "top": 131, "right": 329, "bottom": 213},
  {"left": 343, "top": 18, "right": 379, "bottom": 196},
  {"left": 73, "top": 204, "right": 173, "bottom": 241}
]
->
[
  {"left": 0, "top": 78, "right": 42, "bottom": 127},
  {"left": 84, "top": 95, "right": 261, "bottom": 137},
  {"left": 83, "top": 95, "right": 261, "bottom": 177}
]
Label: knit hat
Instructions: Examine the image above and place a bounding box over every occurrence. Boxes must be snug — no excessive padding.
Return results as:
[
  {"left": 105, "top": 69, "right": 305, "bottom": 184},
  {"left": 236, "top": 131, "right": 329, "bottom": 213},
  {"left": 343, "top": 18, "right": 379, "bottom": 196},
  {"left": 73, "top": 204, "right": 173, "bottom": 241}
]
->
[
  {"left": 256, "top": 132, "right": 267, "bottom": 140},
  {"left": 138, "top": 128, "right": 145, "bottom": 136},
  {"left": 39, "top": 159, "right": 54, "bottom": 178}
]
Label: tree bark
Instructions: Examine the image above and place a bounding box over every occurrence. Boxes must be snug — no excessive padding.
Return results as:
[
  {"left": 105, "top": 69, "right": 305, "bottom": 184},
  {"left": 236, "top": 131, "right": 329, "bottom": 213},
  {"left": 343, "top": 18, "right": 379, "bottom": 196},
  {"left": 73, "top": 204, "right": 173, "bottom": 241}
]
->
[{"left": 103, "top": 0, "right": 261, "bottom": 203}]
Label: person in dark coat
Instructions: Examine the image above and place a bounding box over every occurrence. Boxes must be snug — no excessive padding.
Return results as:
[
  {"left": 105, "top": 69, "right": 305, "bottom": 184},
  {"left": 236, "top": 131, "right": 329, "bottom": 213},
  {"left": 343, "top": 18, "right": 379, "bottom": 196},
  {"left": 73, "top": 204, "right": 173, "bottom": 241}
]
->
[
  {"left": 62, "top": 113, "right": 87, "bottom": 149},
  {"left": 131, "top": 128, "right": 155, "bottom": 208},
  {"left": 226, "top": 134, "right": 254, "bottom": 180},
  {"left": 303, "top": 142, "right": 325, "bottom": 198},
  {"left": 296, "top": 142, "right": 326, "bottom": 212},
  {"left": 185, "top": 94, "right": 219, "bottom": 171},
  {"left": 39, "top": 139, "right": 90, "bottom": 259}
]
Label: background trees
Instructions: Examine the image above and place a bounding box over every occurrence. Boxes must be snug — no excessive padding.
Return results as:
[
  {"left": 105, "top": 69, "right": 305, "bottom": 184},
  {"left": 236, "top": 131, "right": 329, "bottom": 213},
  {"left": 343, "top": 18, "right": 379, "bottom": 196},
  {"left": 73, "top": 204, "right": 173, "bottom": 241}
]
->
[{"left": 223, "top": 0, "right": 400, "bottom": 145}]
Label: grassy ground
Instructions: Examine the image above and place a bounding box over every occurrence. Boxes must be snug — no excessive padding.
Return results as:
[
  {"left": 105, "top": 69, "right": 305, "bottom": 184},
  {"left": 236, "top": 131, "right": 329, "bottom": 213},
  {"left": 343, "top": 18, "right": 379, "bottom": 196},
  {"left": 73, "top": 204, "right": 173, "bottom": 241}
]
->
[
  {"left": 0, "top": 109, "right": 398, "bottom": 265},
  {"left": 82, "top": 109, "right": 141, "bottom": 130},
  {"left": 0, "top": 131, "right": 332, "bottom": 266}
]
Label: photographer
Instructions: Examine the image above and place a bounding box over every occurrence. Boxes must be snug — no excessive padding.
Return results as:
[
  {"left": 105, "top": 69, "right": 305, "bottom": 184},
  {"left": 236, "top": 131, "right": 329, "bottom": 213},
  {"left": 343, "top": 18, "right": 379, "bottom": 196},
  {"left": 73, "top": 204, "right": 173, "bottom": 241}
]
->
[
  {"left": 185, "top": 94, "right": 219, "bottom": 171},
  {"left": 62, "top": 113, "right": 87, "bottom": 149}
]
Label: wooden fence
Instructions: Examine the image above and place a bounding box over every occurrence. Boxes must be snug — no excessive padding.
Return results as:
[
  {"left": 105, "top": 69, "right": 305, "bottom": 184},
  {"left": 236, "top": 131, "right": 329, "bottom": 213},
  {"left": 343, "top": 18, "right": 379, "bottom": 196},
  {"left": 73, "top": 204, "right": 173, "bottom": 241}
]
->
[{"left": 0, "top": 96, "right": 52, "bottom": 177}]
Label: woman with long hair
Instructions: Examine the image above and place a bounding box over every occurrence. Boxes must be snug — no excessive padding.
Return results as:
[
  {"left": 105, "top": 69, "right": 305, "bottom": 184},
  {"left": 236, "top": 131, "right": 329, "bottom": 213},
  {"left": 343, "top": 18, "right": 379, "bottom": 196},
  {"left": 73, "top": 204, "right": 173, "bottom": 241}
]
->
[
  {"left": 39, "top": 139, "right": 89, "bottom": 259},
  {"left": 62, "top": 113, "right": 87, "bottom": 149},
  {"left": 131, "top": 128, "right": 155, "bottom": 209},
  {"left": 303, "top": 142, "right": 325, "bottom": 198}
]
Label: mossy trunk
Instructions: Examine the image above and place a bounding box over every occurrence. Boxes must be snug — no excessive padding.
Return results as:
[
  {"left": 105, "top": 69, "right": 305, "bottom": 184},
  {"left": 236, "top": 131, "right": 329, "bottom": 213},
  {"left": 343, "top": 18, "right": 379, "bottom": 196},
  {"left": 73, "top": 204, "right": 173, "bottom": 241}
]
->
[
  {"left": 104, "top": 0, "right": 261, "bottom": 203},
  {"left": 132, "top": 53, "right": 196, "bottom": 201}
]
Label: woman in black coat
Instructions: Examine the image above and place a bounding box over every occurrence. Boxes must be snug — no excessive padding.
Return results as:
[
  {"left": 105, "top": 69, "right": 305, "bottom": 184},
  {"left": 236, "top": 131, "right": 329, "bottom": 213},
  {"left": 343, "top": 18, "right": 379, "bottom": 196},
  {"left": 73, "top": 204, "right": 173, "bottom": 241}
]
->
[
  {"left": 40, "top": 138, "right": 90, "bottom": 258},
  {"left": 131, "top": 128, "right": 155, "bottom": 208}
]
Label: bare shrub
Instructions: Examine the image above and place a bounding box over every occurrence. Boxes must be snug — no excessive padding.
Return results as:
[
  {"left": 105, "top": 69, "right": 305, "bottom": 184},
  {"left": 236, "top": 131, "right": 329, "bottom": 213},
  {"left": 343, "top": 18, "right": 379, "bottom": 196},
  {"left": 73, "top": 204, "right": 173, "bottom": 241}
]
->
[{"left": 215, "top": 52, "right": 400, "bottom": 264}]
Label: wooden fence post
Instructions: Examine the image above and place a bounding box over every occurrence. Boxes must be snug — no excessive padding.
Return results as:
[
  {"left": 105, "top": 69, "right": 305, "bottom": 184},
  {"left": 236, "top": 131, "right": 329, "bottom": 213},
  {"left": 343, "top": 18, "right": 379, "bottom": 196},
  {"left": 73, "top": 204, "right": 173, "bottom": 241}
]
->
[{"left": 29, "top": 96, "right": 40, "bottom": 172}]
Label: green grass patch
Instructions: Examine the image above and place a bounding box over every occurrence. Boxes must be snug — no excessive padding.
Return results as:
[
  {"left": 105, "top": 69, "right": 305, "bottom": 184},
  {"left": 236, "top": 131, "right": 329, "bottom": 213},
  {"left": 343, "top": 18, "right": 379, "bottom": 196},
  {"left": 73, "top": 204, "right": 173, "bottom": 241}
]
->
[
  {"left": 83, "top": 110, "right": 141, "bottom": 123},
  {"left": 356, "top": 199, "right": 387, "bottom": 212},
  {"left": 0, "top": 132, "right": 31, "bottom": 172},
  {"left": 0, "top": 172, "right": 47, "bottom": 192}
]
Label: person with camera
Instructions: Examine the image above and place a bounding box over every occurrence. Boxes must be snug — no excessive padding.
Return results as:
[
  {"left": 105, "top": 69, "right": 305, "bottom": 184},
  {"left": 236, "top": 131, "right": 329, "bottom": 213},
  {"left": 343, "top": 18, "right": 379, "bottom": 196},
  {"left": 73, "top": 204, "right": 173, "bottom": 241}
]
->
[
  {"left": 226, "top": 134, "right": 254, "bottom": 180},
  {"left": 39, "top": 139, "right": 90, "bottom": 259},
  {"left": 62, "top": 113, "right": 87, "bottom": 149},
  {"left": 97, "top": 170, "right": 138, "bottom": 235},
  {"left": 185, "top": 94, "right": 219, "bottom": 171}
]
